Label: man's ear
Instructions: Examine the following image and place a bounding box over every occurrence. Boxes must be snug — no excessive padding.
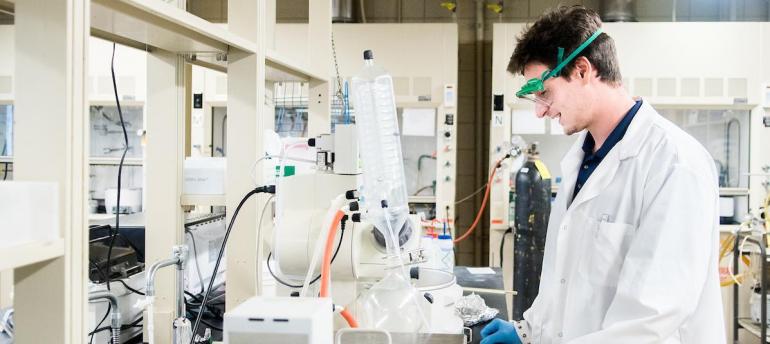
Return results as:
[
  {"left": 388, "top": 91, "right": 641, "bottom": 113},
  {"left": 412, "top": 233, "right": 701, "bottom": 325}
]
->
[{"left": 572, "top": 56, "right": 592, "bottom": 81}]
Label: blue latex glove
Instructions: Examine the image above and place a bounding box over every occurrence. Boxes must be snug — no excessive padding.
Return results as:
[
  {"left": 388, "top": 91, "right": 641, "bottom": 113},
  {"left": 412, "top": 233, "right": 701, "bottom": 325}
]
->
[{"left": 480, "top": 318, "right": 522, "bottom": 344}]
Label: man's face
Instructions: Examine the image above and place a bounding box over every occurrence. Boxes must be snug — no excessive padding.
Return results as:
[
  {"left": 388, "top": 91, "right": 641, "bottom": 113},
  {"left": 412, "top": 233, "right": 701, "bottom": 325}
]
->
[{"left": 521, "top": 62, "right": 593, "bottom": 135}]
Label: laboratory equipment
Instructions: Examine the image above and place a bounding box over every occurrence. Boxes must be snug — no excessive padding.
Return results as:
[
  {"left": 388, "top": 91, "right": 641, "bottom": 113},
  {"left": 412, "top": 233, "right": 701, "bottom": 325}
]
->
[
  {"left": 223, "top": 296, "right": 333, "bottom": 344},
  {"left": 348, "top": 51, "right": 443, "bottom": 335},
  {"left": 512, "top": 143, "right": 551, "bottom": 318},
  {"left": 88, "top": 290, "right": 121, "bottom": 344},
  {"left": 355, "top": 269, "right": 427, "bottom": 333},
  {"left": 411, "top": 267, "right": 464, "bottom": 333},
  {"left": 183, "top": 157, "right": 226, "bottom": 195},
  {"left": 88, "top": 272, "right": 145, "bottom": 344},
  {"left": 89, "top": 224, "right": 143, "bottom": 282},
  {"left": 350, "top": 49, "right": 410, "bottom": 256},
  {"left": 0, "top": 181, "right": 59, "bottom": 249},
  {"left": 436, "top": 234, "right": 455, "bottom": 272},
  {"left": 184, "top": 213, "right": 227, "bottom": 294},
  {"left": 268, "top": 126, "right": 464, "bottom": 336}
]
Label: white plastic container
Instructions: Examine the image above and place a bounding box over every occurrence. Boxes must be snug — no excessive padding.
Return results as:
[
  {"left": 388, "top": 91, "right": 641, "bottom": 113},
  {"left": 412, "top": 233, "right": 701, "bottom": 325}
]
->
[
  {"left": 183, "top": 157, "right": 226, "bottom": 195},
  {"left": 436, "top": 234, "right": 455, "bottom": 272},
  {"left": 351, "top": 49, "right": 409, "bottom": 253}
]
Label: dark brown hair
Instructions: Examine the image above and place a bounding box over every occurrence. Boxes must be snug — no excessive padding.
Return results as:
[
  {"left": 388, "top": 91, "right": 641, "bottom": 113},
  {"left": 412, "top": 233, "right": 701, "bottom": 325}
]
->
[{"left": 508, "top": 5, "right": 622, "bottom": 85}]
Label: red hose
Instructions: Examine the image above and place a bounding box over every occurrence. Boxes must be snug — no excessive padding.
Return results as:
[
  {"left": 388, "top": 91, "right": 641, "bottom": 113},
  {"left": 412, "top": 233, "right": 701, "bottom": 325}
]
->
[
  {"left": 320, "top": 210, "right": 346, "bottom": 297},
  {"left": 319, "top": 210, "right": 360, "bottom": 328},
  {"left": 453, "top": 158, "right": 503, "bottom": 243},
  {"left": 340, "top": 309, "right": 359, "bottom": 328}
]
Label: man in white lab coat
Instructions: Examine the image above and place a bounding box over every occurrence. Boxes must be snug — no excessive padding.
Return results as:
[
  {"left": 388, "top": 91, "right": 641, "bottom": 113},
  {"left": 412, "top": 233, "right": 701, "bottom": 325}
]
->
[{"left": 480, "top": 5, "right": 725, "bottom": 344}]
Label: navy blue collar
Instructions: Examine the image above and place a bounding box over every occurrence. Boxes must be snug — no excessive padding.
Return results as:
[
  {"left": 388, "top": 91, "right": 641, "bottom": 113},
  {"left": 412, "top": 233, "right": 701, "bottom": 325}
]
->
[{"left": 582, "top": 100, "right": 642, "bottom": 158}]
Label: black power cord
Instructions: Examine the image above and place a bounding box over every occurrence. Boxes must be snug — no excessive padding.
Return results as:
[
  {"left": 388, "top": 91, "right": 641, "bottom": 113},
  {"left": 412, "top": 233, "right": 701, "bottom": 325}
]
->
[
  {"left": 499, "top": 227, "right": 512, "bottom": 267},
  {"left": 90, "top": 315, "right": 143, "bottom": 336},
  {"left": 266, "top": 218, "right": 347, "bottom": 288},
  {"left": 189, "top": 185, "right": 275, "bottom": 343},
  {"left": 89, "top": 304, "right": 111, "bottom": 344},
  {"left": 106, "top": 42, "right": 130, "bottom": 292}
]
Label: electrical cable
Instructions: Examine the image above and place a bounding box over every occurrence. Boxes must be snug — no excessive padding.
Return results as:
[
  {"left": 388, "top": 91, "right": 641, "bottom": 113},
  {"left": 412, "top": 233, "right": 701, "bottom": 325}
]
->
[
  {"left": 90, "top": 316, "right": 143, "bottom": 336},
  {"left": 265, "top": 219, "right": 347, "bottom": 289},
  {"left": 89, "top": 304, "right": 111, "bottom": 344},
  {"left": 189, "top": 185, "right": 275, "bottom": 344},
  {"left": 453, "top": 154, "right": 511, "bottom": 243},
  {"left": 499, "top": 228, "right": 512, "bottom": 267},
  {"left": 106, "top": 42, "right": 130, "bottom": 292},
  {"left": 455, "top": 183, "right": 489, "bottom": 205},
  {"left": 413, "top": 185, "right": 435, "bottom": 196}
]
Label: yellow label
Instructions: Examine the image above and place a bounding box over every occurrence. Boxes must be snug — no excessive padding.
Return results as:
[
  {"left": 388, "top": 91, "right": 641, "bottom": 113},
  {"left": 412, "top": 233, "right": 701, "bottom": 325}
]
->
[{"left": 534, "top": 159, "right": 552, "bottom": 180}]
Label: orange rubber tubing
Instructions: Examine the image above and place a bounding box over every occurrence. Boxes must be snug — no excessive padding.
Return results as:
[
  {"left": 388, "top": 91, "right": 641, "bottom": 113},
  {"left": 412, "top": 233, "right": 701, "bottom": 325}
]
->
[
  {"left": 320, "top": 210, "right": 346, "bottom": 298},
  {"left": 319, "top": 210, "right": 360, "bottom": 328},
  {"left": 340, "top": 309, "right": 359, "bottom": 328},
  {"left": 453, "top": 158, "right": 503, "bottom": 244}
]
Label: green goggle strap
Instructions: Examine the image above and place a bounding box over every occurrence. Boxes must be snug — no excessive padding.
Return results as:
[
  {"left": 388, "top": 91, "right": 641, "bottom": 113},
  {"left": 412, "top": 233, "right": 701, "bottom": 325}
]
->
[
  {"left": 543, "top": 28, "right": 604, "bottom": 80},
  {"left": 553, "top": 47, "right": 565, "bottom": 77}
]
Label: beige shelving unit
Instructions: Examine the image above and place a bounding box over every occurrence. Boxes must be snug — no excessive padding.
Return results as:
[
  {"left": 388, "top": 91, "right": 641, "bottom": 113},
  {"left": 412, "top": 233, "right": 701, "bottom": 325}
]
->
[{"left": 4, "top": 0, "right": 331, "bottom": 342}]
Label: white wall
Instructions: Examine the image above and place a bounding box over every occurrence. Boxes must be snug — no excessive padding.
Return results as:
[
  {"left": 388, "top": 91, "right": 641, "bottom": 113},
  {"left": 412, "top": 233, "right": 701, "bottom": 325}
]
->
[{"left": 88, "top": 37, "right": 147, "bottom": 102}]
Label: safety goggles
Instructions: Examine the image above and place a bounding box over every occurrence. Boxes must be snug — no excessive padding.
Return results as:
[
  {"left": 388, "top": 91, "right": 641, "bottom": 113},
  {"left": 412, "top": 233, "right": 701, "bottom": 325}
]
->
[{"left": 516, "top": 28, "right": 604, "bottom": 105}]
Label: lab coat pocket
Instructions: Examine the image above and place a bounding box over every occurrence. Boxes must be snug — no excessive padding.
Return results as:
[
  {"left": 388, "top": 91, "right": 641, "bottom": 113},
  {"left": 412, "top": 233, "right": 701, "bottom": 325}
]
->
[{"left": 583, "top": 221, "right": 633, "bottom": 288}]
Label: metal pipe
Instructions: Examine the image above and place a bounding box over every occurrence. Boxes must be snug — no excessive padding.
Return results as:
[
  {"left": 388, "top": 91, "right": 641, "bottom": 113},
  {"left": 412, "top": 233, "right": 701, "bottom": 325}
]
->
[
  {"left": 89, "top": 290, "right": 121, "bottom": 344},
  {"left": 176, "top": 257, "right": 186, "bottom": 320},
  {"left": 359, "top": 0, "right": 366, "bottom": 23},
  {"left": 146, "top": 257, "right": 181, "bottom": 297},
  {"left": 145, "top": 245, "right": 188, "bottom": 317},
  {"left": 600, "top": 0, "right": 636, "bottom": 22}
]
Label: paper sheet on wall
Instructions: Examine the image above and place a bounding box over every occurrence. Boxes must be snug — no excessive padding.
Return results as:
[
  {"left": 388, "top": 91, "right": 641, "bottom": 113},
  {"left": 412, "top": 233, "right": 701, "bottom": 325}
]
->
[
  {"left": 402, "top": 108, "right": 436, "bottom": 137},
  {"left": 550, "top": 118, "right": 565, "bottom": 135},
  {"left": 512, "top": 108, "right": 545, "bottom": 134}
]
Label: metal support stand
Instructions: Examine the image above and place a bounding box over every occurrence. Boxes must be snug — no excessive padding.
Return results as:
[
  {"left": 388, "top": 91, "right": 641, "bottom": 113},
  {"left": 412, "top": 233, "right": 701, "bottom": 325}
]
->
[{"left": 733, "top": 233, "right": 768, "bottom": 343}]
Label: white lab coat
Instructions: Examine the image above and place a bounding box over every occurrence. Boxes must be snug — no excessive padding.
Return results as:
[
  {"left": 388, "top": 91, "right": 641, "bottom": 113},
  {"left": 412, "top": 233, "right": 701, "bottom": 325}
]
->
[{"left": 513, "top": 101, "right": 725, "bottom": 344}]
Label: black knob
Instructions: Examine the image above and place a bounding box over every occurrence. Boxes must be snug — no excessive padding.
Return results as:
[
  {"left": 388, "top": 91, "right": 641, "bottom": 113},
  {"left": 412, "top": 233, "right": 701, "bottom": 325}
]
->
[
  {"left": 349, "top": 202, "right": 359, "bottom": 212},
  {"left": 423, "top": 292, "right": 434, "bottom": 304},
  {"left": 307, "top": 138, "right": 316, "bottom": 147},
  {"left": 410, "top": 266, "right": 420, "bottom": 280},
  {"left": 444, "top": 131, "right": 451, "bottom": 138},
  {"left": 351, "top": 213, "right": 362, "bottom": 222},
  {"left": 363, "top": 50, "right": 373, "bottom": 60}
]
